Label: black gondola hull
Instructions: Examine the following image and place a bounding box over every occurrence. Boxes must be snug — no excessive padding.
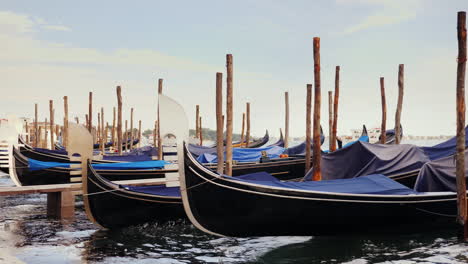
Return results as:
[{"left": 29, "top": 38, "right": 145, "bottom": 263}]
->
[
  {"left": 85, "top": 164, "right": 185, "bottom": 229},
  {"left": 181, "top": 146, "right": 460, "bottom": 237}
]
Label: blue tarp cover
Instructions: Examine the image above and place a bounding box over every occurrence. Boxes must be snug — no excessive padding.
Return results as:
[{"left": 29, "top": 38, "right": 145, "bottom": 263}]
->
[
  {"left": 196, "top": 146, "right": 285, "bottom": 163},
  {"left": 226, "top": 172, "right": 418, "bottom": 195},
  {"left": 188, "top": 144, "right": 217, "bottom": 157},
  {"left": 420, "top": 126, "right": 468, "bottom": 160},
  {"left": 124, "top": 184, "right": 181, "bottom": 197},
  {"left": 304, "top": 141, "right": 430, "bottom": 181},
  {"left": 28, "top": 158, "right": 169, "bottom": 171},
  {"left": 341, "top": 135, "right": 370, "bottom": 149},
  {"left": 414, "top": 150, "right": 468, "bottom": 192},
  {"left": 283, "top": 134, "right": 326, "bottom": 156},
  {"left": 34, "top": 145, "right": 156, "bottom": 162}
]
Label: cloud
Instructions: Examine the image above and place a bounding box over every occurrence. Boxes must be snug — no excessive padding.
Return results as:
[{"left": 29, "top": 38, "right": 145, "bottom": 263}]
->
[
  {"left": 0, "top": 10, "right": 34, "bottom": 34},
  {"left": 42, "top": 25, "right": 71, "bottom": 31},
  {"left": 337, "top": 0, "right": 422, "bottom": 35}
]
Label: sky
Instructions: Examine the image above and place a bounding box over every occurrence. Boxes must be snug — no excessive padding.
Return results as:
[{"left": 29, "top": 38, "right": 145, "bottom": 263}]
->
[{"left": 0, "top": 0, "right": 467, "bottom": 138}]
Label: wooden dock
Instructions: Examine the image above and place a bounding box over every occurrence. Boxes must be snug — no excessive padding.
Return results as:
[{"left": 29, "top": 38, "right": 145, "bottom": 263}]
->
[{"left": 0, "top": 178, "right": 169, "bottom": 220}]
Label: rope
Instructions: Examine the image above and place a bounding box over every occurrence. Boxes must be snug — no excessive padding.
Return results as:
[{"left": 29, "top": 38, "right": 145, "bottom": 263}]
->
[
  {"left": 82, "top": 188, "right": 119, "bottom": 196},
  {"left": 411, "top": 205, "right": 457, "bottom": 218}
]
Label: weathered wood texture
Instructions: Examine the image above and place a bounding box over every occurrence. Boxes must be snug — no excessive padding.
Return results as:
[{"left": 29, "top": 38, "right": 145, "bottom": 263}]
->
[
  {"left": 331, "top": 66, "right": 340, "bottom": 152},
  {"left": 225, "top": 54, "right": 233, "bottom": 176},
  {"left": 49, "top": 100, "right": 54, "bottom": 149},
  {"left": 305, "top": 84, "right": 312, "bottom": 173},
  {"left": 130, "top": 108, "right": 134, "bottom": 149},
  {"left": 117, "top": 86, "right": 123, "bottom": 154},
  {"left": 216, "top": 72, "right": 224, "bottom": 174},
  {"left": 328, "top": 91, "right": 333, "bottom": 151},
  {"left": 88, "top": 92, "right": 93, "bottom": 133},
  {"left": 34, "top": 103, "right": 38, "bottom": 147},
  {"left": 63, "top": 96, "right": 68, "bottom": 148},
  {"left": 456, "top": 11, "right": 467, "bottom": 241},
  {"left": 285, "top": 91, "right": 290, "bottom": 148},
  {"left": 380, "top": 77, "right": 387, "bottom": 144},
  {"left": 395, "top": 64, "right": 404, "bottom": 144},
  {"left": 312, "top": 37, "right": 322, "bottom": 181},
  {"left": 246, "top": 102, "right": 251, "bottom": 147},
  {"left": 158, "top": 79, "right": 163, "bottom": 160},
  {"left": 196, "top": 105, "right": 200, "bottom": 140}
]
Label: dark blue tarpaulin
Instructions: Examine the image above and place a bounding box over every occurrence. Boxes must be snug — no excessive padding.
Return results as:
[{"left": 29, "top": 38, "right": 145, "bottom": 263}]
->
[
  {"left": 420, "top": 126, "right": 468, "bottom": 160},
  {"left": 414, "top": 150, "right": 468, "bottom": 192},
  {"left": 197, "top": 146, "right": 285, "bottom": 163},
  {"left": 227, "top": 172, "right": 417, "bottom": 195},
  {"left": 304, "top": 141, "right": 430, "bottom": 181}
]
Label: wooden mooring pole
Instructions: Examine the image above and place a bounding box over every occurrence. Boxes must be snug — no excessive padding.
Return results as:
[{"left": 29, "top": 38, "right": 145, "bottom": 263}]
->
[
  {"left": 153, "top": 120, "right": 158, "bottom": 147},
  {"left": 125, "top": 120, "right": 128, "bottom": 151},
  {"left": 241, "top": 113, "right": 245, "bottom": 146},
  {"left": 196, "top": 105, "right": 200, "bottom": 141},
  {"left": 312, "top": 37, "right": 322, "bottom": 181},
  {"left": 305, "top": 84, "right": 312, "bottom": 173},
  {"left": 284, "top": 91, "right": 290, "bottom": 148},
  {"left": 101, "top": 107, "right": 105, "bottom": 153},
  {"left": 49, "top": 100, "right": 54, "bottom": 149},
  {"left": 88, "top": 92, "right": 93, "bottom": 133},
  {"left": 130, "top": 108, "right": 134, "bottom": 150},
  {"left": 225, "top": 54, "right": 233, "bottom": 176},
  {"left": 456, "top": 10, "right": 467, "bottom": 241},
  {"left": 246, "top": 102, "right": 251, "bottom": 147},
  {"left": 138, "top": 120, "right": 142, "bottom": 148},
  {"left": 63, "top": 96, "right": 68, "bottom": 148},
  {"left": 216, "top": 72, "right": 224, "bottom": 174},
  {"left": 331, "top": 66, "right": 340, "bottom": 152},
  {"left": 112, "top": 107, "right": 116, "bottom": 148},
  {"left": 380, "top": 77, "right": 387, "bottom": 144},
  {"left": 328, "top": 91, "right": 333, "bottom": 151},
  {"left": 117, "top": 86, "right": 123, "bottom": 155},
  {"left": 199, "top": 116, "right": 203, "bottom": 146},
  {"left": 158, "top": 79, "right": 163, "bottom": 160},
  {"left": 44, "top": 118, "right": 48, "bottom": 148},
  {"left": 34, "top": 103, "right": 38, "bottom": 147},
  {"left": 395, "top": 64, "right": 404, "bottom": 144}
]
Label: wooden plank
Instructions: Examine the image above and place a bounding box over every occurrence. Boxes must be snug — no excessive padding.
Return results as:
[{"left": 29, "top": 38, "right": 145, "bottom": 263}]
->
[
  {"left": 113, "top": 178, "right": 167, "bottom": 186},
  {"left": 0, "top": 184, "right": 81, "bottom": 196}
]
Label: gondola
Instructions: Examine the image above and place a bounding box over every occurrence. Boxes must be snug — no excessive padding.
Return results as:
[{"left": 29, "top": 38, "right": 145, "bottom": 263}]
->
[
  {"left": 55, "top": 138, "right": 139, "bottom": 151},
  {"left": 18, "top": 136, "right": 154, "bottom": 164},
  {"left": 179, "top": 142, "right": 465, "bottom": 237},
  {"left": 336, "top": 125, "right": 368, "bottom": 149},
  {"left": 83, "top": 161, "right": 185, "bottom": 229},
  {"left": 232, "top": 130, "right": 270, "bottom": 148},
  {"left": 268, "top": 129, "right": 284, "bottom": 147},
  {"left": 9, "top": 145, "right": 175, "bottom": 186},
  {"left": 379, "top": 125, "right": 403, "bottom": 144},
  {"left": 82, "top": 148, "right": 308, "bottom": 228}
]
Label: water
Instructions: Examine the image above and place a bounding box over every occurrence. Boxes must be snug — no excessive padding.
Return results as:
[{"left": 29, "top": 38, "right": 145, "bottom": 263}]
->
[{"left": 1, "top": 139, "right": 468, "bottom": 263}]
